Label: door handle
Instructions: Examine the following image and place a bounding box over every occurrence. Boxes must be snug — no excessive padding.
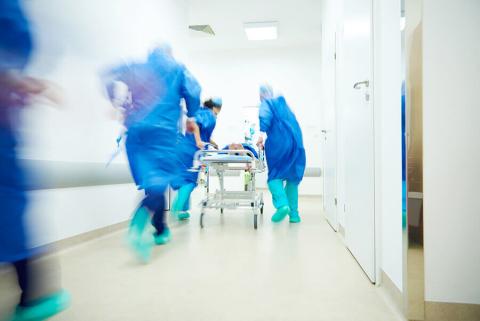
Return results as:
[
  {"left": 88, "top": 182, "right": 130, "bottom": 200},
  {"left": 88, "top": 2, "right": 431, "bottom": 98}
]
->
[{"left": 353, "top": 80, "right": 370, "bottom": 89}]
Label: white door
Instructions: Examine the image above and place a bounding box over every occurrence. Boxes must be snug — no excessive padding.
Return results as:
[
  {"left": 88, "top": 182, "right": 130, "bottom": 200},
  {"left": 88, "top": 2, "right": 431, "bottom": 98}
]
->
[{"left": 342, "top": 0, "right": 376, "bottom": 282}]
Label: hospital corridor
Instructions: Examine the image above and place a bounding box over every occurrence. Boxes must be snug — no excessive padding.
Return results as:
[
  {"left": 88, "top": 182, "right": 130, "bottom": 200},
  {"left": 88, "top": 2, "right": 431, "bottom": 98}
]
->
[
  {"left": 0, "top": 193, "right": 403, "bottom": 321},
  {"left": 1, "top": 0, "right": 479, "bottom": 321}
]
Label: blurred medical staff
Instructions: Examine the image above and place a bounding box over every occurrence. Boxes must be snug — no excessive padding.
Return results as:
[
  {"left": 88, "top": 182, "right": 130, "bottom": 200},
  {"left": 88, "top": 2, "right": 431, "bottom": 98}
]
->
[
  {"left": 0, "top": 0, "right": 70, "bottom": 319},
  {"left": 170, "top": 97, "right": 222, "bottom": 220},
  {"left": 257, "top": 85, "right": 306, "bottom": 223},
  {"left": 103, "top": 45, "right": 201, "bottom": 262}
]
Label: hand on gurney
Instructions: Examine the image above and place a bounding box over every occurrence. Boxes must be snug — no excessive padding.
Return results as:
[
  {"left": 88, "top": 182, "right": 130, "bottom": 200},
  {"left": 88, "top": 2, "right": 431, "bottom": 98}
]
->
[
  {"left": 186, "top": 118, "right": 213, "bottom": 150},
  {"left": 256, "top": 136, "right": 265, "bottom": 150}
]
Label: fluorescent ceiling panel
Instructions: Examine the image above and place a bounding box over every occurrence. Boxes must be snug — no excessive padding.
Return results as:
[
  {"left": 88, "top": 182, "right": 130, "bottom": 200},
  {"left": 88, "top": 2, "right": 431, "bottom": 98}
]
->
[{"left": 244, "top": 22, "right": 278, "bottom": 41}]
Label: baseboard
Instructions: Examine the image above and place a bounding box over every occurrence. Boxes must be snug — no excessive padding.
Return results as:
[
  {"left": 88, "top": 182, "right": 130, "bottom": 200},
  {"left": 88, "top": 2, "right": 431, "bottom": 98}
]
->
[
  {"left": 53, "top": 220, "right": 129, "bottom": 251},
  {"left": 380, "top": 270, "right": 404, "bottom": 314},
  {"left": 425, "top": 301, "right": 480, "bottom": 321}
]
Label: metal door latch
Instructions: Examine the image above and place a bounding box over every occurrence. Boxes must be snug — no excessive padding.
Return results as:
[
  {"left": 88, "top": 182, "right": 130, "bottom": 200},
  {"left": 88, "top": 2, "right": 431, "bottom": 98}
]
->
[{"left": 353, "top": 80, "right": 370, "bottom": 89}]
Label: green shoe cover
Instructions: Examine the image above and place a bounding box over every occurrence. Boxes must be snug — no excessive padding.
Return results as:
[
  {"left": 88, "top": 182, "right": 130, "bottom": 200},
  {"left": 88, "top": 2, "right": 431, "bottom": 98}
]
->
[
  {"left": 9, "top": 290, "right": 71, "bottom": 321},
  {"left": 289, "top": 211, "right": 301, "bottom": 223},
  {"left": 271, "top": 205, "right": 291, "bottom": 223},
  {"left": 176, "top": 211, "right": 190, "bottom": 220},
  {"left": 171, "top": 184, "right": 194, "bottom": 220},
  {"left": 154, "top": 227, "right": 172, "bottom": 245},
  {"left": 127, "top": 207, "right": 153, "bottom": 263}
]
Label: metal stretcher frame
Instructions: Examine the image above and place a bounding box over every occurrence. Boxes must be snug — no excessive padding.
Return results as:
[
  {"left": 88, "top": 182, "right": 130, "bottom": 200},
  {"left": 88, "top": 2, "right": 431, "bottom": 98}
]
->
[{"left": 193, "top": 148, "right": 266, "bottom": 229}]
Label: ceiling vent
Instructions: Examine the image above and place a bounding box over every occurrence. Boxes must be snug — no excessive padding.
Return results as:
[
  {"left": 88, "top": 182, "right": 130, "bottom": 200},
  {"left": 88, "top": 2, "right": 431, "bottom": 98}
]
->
[{"left": 189, "top": 25, "right": 215, "bottom": 36}]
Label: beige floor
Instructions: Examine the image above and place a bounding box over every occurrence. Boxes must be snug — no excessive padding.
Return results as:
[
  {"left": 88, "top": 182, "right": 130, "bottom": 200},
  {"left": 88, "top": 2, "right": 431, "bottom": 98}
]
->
[{"left": 1, "top": 193, "right": 404, "bottom": 321}]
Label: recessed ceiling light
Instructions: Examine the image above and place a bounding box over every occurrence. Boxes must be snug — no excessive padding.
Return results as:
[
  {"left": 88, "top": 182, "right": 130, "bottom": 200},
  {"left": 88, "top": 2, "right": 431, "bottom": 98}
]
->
[{"left": 244, "top": 22, "right": 278, "bottom": 41}]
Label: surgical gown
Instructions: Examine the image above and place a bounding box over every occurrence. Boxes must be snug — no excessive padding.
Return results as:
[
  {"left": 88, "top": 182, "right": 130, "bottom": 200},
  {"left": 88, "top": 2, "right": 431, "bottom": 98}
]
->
[
  {"left": 0, "top": 0, "right": 34, "bottom": 262},
  {"left": 259, "top": 96, "right": 306, "bottom": 184},
  {"left": 105, "top": 52, "right": 201, "bottom": 192},
  {"left": 171, "top": 107, "right": 217, "bottom": 189}
]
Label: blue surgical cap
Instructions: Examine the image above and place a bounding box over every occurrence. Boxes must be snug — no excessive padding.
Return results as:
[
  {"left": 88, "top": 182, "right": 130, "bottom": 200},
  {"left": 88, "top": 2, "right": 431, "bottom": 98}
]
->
[
  {"left": 212, "top": 97, "right": 223, "bottom": 107},
  {"left": 259, "top": 84, "right": 274, "bottom": 100}
]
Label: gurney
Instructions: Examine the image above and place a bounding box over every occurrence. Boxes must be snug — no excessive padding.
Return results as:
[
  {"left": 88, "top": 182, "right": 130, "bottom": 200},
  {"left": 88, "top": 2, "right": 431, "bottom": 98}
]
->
[{"left": 193, "top": 147, "right": 266, "bottom": 229}]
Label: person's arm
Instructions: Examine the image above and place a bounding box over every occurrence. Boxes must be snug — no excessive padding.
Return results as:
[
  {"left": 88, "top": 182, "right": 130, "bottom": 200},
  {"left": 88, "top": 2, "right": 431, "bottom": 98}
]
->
[
  {"left": 0, "top": 70, "right": 62, "bottom": 107},
  {"left": 209, "top": 139, "right": 218, "bottom": 149},
  {"left": 186, "top": 118, "right": 206, "bottom": 149},
  {"left": 181, "top": 68, "right": 201, "bottom": 118},
  {"left": 257, "top": 101, "right": 272, "bottom": 149}
]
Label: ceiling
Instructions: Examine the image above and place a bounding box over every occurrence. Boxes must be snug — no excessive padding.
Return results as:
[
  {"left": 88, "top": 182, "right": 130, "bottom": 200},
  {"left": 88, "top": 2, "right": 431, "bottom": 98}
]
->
[{"left": 186, "top": 0, "right": 323, "bottom": 51}]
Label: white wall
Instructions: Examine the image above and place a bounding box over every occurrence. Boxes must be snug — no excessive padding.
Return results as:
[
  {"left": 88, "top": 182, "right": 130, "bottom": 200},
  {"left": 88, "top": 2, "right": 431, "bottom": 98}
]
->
[
  {"left": 16, "top": 0, "right": 189, "bottom": 244},
  {"left": 187, "top": 46, "right": 323, "bottom": 195},
  {"left": 423, "top": 0, "right": 480, "bottom": 304},
  {"left": 28, "top": 185, "right": 141, "bottom": 247},
  {"left": 22, "top": 0, "right": 189, "bottom": 163}
]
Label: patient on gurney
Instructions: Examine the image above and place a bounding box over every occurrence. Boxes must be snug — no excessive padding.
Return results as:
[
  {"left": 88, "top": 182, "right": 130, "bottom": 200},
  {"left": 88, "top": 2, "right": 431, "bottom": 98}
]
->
[{"left": 222, "top": 143, "right": 259, "bottom": 158}]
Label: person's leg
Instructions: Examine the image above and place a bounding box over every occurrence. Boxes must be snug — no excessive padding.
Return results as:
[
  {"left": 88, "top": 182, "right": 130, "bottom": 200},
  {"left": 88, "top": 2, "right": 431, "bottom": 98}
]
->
[
  {"left": 268, "top": 179, "right": 290, "bottom": 222},
  {"left": 144, "top": 188, "right": 172, "bottom": 245},
  {"left": 13, "top": 259, "right": 30, "bottom": 307},
  {"left": 11, "top": 259, "right": 70, "bottom": 320},
  {"left": 285, "top": 181, "right": 301, "bottom": 223},
  {"left": 127, "top": 204, "right": 154, "bottom": 262},
  {"left": 171, "top": 183, "right": 195, "bottom": 220}
]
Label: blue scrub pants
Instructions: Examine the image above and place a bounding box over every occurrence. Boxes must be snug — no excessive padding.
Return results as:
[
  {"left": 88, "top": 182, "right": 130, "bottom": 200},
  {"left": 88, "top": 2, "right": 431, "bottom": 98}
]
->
[
  {"left": 172, "top": 183, "right": 195, "bottom": 212},
  {"left": 268, "top": 179, "right": 299, "bottom": 215}
]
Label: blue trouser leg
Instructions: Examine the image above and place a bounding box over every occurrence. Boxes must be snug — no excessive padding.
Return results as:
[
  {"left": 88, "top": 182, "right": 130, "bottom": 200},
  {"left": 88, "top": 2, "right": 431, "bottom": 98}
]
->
[
  {"left": 182, "top": 192, "right": 191, "bottom": 212},
  {"left": 268, "top": 179, "right": 290, "bottom": 222},
  {"left": 173, "top": 183, "right": 195, "bottom": 212},
  {"left": 268, "top": 179, "right": 289, "bottom": 209},
  {"left": 143, "top": 187, "right": 167, "bottom": 234},
  {"left": 285, "top": 181, "right": 299, "bottom": 214},
  {"left": 285, "top": 181, "right": 301, "bottom": 223}
]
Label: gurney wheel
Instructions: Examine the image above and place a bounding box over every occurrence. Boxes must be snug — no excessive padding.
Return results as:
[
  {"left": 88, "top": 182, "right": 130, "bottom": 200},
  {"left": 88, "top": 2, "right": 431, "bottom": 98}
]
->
[
  {"left": 254, "top": 214, "right": 258, "bottom": 229},
  {"left": 220, "top": 208, "right": 224, "bottom": 214},
  {"left": 260, "top": 205, "right": 264, "bottom": 215},
  {"left": 200, "top": 212, "right": 205, "bottom": 228}
]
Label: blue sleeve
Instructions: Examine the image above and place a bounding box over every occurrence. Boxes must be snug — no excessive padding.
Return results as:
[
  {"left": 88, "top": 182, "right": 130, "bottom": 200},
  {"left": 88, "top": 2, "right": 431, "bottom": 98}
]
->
[
  {"left": 0, "top": 0, "right": 33, "bottom": 71},
  {"left": 194, "top": 109, "right": 207, "bottom": 131},
  {"left": 259, "top": 100, "right": 273, "bottom": 132},
  {"left": 100, "top": 63, "right": 131, "bottom": 100},
  {"left": 181, "top": 68, "right": 201, "bottom": 117}
]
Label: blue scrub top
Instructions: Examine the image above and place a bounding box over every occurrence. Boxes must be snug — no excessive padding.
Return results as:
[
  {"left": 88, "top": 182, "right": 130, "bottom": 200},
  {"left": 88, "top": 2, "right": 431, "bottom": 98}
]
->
[
  {"left": 172, "top": 107, "right": 217, "bottom": 189},
  {"left": 187, "top": 107, "right": 217, "bottom": 144},
  {"left": 259, "top": 96, "right": 306, "bottom": 183}
]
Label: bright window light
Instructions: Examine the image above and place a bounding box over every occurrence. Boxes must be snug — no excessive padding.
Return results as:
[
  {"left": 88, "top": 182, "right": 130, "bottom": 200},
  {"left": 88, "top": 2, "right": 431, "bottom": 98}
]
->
[{"left": 244, "top": 22, "right": 278, "bottom": 41}]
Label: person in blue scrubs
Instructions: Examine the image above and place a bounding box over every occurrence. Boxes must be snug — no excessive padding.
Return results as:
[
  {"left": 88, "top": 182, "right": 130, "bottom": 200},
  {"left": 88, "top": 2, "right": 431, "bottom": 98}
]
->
[
  {"left": 257, "top": 85, "right": 306, "bottom": 223},
  {"left": 103, "top": 45, "right": 201, "bottom": 261},
  {"left": 0, "top": 0, "right": 71, "bottom": 319},
  {"left": 170, "top": 98, "right": 222, "bottom": 220}
]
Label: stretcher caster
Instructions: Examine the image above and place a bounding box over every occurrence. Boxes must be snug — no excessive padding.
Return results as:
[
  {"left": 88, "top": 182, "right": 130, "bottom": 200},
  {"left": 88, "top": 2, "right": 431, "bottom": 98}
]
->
[
  {"left": 200, "top": 212, "right": 205, "bottom": 228},
  {"left": 260, "top": 205, "right": 264, "bottom": 215},
  {"left": 220, "top": 208, "right": 224, "bottom": 214}
]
